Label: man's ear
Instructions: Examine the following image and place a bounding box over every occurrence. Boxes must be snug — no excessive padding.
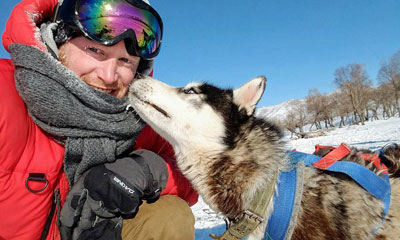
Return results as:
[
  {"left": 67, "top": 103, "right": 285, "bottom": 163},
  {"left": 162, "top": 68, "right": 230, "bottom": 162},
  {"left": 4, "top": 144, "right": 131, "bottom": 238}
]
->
[{"left": 233, "top": 76, "right": 266, "bottom": 116}]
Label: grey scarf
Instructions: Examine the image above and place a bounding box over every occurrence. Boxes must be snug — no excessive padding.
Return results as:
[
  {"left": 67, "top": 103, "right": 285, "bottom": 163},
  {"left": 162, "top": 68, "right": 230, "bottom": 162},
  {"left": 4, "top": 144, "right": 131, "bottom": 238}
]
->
[{"left": 9, "top": 44, "right": 145, "bottom": 185}]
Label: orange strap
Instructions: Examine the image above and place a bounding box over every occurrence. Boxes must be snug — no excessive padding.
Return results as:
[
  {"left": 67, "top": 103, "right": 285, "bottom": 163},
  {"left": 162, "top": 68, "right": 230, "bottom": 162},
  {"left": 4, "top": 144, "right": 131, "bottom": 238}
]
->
[
  {"left": 359, "top": 153, "right": 389, "bottom": 174},
  {"left": 314, "top": 144, "right": 335, "bottom": 154},
  {"left": 313, "top": 143, "right": 389, "bottom": 174},
  {"left": 312, "top": 143, "right": 351, "bottom": 169}
]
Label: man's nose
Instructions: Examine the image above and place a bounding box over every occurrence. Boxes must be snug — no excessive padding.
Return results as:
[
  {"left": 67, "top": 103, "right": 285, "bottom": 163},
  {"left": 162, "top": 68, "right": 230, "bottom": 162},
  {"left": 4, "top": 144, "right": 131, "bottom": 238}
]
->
[{"left": 97, "top": 58, "right": 118, "bottom": 84}]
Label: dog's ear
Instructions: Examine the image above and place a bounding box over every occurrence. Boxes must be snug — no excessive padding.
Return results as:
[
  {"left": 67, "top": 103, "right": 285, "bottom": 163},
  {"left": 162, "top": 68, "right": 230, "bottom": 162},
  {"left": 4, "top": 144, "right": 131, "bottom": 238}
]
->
[{"left": 233, "top": 76, "right": 266, "bottom": 116}]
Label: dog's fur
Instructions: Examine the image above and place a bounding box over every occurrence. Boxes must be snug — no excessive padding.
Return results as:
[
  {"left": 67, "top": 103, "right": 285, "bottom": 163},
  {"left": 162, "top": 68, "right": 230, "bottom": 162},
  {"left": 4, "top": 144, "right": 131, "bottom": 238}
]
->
[{"left": 128, "top": 76, "right": 400, "bottom": 240}]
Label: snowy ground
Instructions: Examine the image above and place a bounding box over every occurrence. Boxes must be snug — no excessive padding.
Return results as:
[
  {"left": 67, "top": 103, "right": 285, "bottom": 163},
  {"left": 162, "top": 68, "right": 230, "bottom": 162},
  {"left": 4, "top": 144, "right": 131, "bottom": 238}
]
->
[{"left": 191, "top": 117, "right": 400, "bottom": 237}]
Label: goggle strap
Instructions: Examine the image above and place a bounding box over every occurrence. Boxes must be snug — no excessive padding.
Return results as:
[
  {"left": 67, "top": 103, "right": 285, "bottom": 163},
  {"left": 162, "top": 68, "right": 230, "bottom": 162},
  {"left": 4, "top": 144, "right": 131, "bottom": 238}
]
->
[{"left": 51, "top": 3, "right": 61, "bottom": 23}]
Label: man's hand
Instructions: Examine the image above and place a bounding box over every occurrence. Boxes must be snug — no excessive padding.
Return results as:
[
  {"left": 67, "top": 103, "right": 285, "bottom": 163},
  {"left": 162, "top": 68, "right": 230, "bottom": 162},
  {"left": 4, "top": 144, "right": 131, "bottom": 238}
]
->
[{"left": 59, "top": 149, "right": 168, "bottom": 240}]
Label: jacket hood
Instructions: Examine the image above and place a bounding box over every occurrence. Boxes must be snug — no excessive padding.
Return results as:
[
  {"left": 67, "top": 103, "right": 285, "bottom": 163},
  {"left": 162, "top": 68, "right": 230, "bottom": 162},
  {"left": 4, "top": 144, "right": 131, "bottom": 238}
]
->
[{"left": 2, "top": 0, "right": 58, "bottom": 52}]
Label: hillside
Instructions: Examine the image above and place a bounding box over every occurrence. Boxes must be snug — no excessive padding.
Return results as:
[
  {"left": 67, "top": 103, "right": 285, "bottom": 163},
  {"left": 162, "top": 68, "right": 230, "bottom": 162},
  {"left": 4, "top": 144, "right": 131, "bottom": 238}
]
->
[{"left": 255, "top": 99, "right": 299, "bottom": 122}]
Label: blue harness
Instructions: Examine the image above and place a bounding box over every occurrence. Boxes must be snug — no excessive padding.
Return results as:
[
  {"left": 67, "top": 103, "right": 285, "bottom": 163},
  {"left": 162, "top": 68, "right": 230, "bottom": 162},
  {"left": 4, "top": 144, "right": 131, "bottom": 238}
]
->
[{"left": 264, "top": 150, "right": 391, "bottom": 240}]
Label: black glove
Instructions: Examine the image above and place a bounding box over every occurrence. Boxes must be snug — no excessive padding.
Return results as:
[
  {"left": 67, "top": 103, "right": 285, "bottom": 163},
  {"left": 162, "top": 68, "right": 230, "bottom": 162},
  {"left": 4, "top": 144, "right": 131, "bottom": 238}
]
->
[{"left": 59, "top": 149, "right": 168, "bottom": 240}]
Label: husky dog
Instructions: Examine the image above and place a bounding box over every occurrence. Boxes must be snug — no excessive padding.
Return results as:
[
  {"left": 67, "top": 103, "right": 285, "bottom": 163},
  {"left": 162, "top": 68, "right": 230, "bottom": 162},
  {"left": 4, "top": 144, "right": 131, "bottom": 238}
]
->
[{"left": 128, "top": 76, "right": 400, "bottom": 240}]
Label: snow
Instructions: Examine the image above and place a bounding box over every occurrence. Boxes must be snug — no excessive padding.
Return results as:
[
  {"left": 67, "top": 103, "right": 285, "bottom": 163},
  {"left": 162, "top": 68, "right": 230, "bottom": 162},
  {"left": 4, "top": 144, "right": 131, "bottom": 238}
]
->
[
  {"left": 191, "top": 116, "right": 400, "bottom": 237},
  {"left": 287, "top": 117, "right": 400, "bottom": 153}
]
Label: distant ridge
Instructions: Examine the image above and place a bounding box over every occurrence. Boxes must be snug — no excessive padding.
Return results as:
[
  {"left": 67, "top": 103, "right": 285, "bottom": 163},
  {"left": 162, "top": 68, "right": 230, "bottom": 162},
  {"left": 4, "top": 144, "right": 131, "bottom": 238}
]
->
[{"left": 256, "top": 99, "right": 305, "bottom": 122}]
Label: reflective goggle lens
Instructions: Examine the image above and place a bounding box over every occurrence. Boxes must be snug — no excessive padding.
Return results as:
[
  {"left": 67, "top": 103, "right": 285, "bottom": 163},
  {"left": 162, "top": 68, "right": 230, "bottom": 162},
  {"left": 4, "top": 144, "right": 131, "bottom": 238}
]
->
[{"left": 76, "top": 0, "right": 162, "bottom": 59}]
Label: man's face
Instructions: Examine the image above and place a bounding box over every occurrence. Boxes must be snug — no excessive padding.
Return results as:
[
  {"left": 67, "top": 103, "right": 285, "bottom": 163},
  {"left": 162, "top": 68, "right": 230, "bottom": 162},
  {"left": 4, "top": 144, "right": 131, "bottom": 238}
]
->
[{"left": 59, "top": 36, "right": 141, "bottom": 98}]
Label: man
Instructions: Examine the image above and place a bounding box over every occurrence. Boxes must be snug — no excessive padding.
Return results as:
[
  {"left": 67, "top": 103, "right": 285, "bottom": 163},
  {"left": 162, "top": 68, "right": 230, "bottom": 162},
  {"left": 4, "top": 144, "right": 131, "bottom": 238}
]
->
[{"left": 0, "top": 0, "right": 198, "bottom": 239}]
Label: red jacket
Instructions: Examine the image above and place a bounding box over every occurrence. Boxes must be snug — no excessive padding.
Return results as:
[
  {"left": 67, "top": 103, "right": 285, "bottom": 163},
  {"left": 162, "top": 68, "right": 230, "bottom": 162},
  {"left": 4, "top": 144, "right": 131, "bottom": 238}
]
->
[{"left": 0, "top": 1, "right": 198, "bottom": 239}]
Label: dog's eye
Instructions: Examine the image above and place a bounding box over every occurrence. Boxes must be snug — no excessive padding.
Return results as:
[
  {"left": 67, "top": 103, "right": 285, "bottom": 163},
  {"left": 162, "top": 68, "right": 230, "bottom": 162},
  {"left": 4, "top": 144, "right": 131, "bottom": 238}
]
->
[{"left": 183, "top": 88, "right": 197, "bottom": 94}]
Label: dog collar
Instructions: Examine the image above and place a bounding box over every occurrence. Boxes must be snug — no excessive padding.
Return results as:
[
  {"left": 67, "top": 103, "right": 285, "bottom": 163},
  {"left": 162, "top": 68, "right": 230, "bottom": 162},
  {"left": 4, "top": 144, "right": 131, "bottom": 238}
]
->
[{"left": 210, "top": 171, "right": 278, "bottom": 240}]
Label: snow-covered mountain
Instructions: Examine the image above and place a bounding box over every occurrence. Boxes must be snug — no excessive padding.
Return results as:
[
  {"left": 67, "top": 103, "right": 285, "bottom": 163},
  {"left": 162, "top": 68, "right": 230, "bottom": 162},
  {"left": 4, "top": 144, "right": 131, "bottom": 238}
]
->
[{"left": 255, "top": 99, "right": 303, "bottom": 122}]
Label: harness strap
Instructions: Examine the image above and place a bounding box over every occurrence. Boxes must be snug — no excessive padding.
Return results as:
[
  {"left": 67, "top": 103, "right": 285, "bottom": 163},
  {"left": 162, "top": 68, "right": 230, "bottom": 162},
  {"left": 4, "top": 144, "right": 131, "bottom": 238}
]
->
[
  {"left": 314, "top": 144, "right": 335, "bottom": 154},
  {"left": 312, "top": 143, "right": 351, "bottom": 169},
  {"left": 265, "top": 166, "right": 297, "bottom": 240},
  {"left": 290, "top": 150, "right": 391, "bottom": 201},
  {"left": 313, "top": 143, "right": 389, "bottom": 175},
  {"left": 289, "top": 150, "right": 391, "bottom": 235},
  {"left": 360, "top": 153, "right": 389, "bottom": 174},
  {"left": 210, "top": 172, "right": 278, "bottom": 240},
  {"left": 209, "top": 146, "right": 391, "bottom": 240}
]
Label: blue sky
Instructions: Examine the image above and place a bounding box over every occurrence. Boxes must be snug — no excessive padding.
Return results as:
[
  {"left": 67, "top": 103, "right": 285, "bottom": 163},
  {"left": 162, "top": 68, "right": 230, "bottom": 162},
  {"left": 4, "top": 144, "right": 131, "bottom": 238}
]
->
[{"left": 1, "top": 0, "right": 399, "bottom": 106}]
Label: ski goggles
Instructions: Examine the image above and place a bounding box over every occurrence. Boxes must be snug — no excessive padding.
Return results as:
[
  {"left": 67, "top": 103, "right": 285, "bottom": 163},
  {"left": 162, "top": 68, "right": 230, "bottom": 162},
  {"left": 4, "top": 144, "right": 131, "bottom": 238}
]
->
[{"left": 56, "top": 0, "right": 163, "bottom": 60}]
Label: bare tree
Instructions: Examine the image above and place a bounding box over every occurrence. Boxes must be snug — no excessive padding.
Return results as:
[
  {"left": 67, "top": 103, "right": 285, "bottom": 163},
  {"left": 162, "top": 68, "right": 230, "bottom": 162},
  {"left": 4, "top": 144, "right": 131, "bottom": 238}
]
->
[
  {"left": 379, "top": 82, "right": 398, "bottom": 118},
  {"left": 283, "top": 112, "right": 298, "bottom": 138},
  {"left": 282, "top": 100, "right": 308, "bottom": 138},
  {"left": 378, "top": 50, "right": 400, "bottom": 116},
  {"left": 320, "top": 94, "right": 335, "bottom": 128},
  {"left": 334, "top": 63, "right": 371, "bottom": 125},
  {"left": 367, "top": 86, "right": 381, "bottom": 121},
  {"left": 306, "top": 88, "right": 325, "bottom": 130},
  {"left": 331, "top": 90, "right": 352, "bottom": 127},
  {"left": 279, "top": 51, "right": 400, "bottom": 134},
  {"left": 292, "top": 100, "right": 308, "bottom": 134}
]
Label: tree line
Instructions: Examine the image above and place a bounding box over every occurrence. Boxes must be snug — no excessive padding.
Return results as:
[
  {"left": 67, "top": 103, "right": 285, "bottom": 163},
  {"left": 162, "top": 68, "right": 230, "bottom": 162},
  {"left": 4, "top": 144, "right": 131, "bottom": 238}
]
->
[{"left": 281, "top": 50, "right": 400, "bottom": 138}]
